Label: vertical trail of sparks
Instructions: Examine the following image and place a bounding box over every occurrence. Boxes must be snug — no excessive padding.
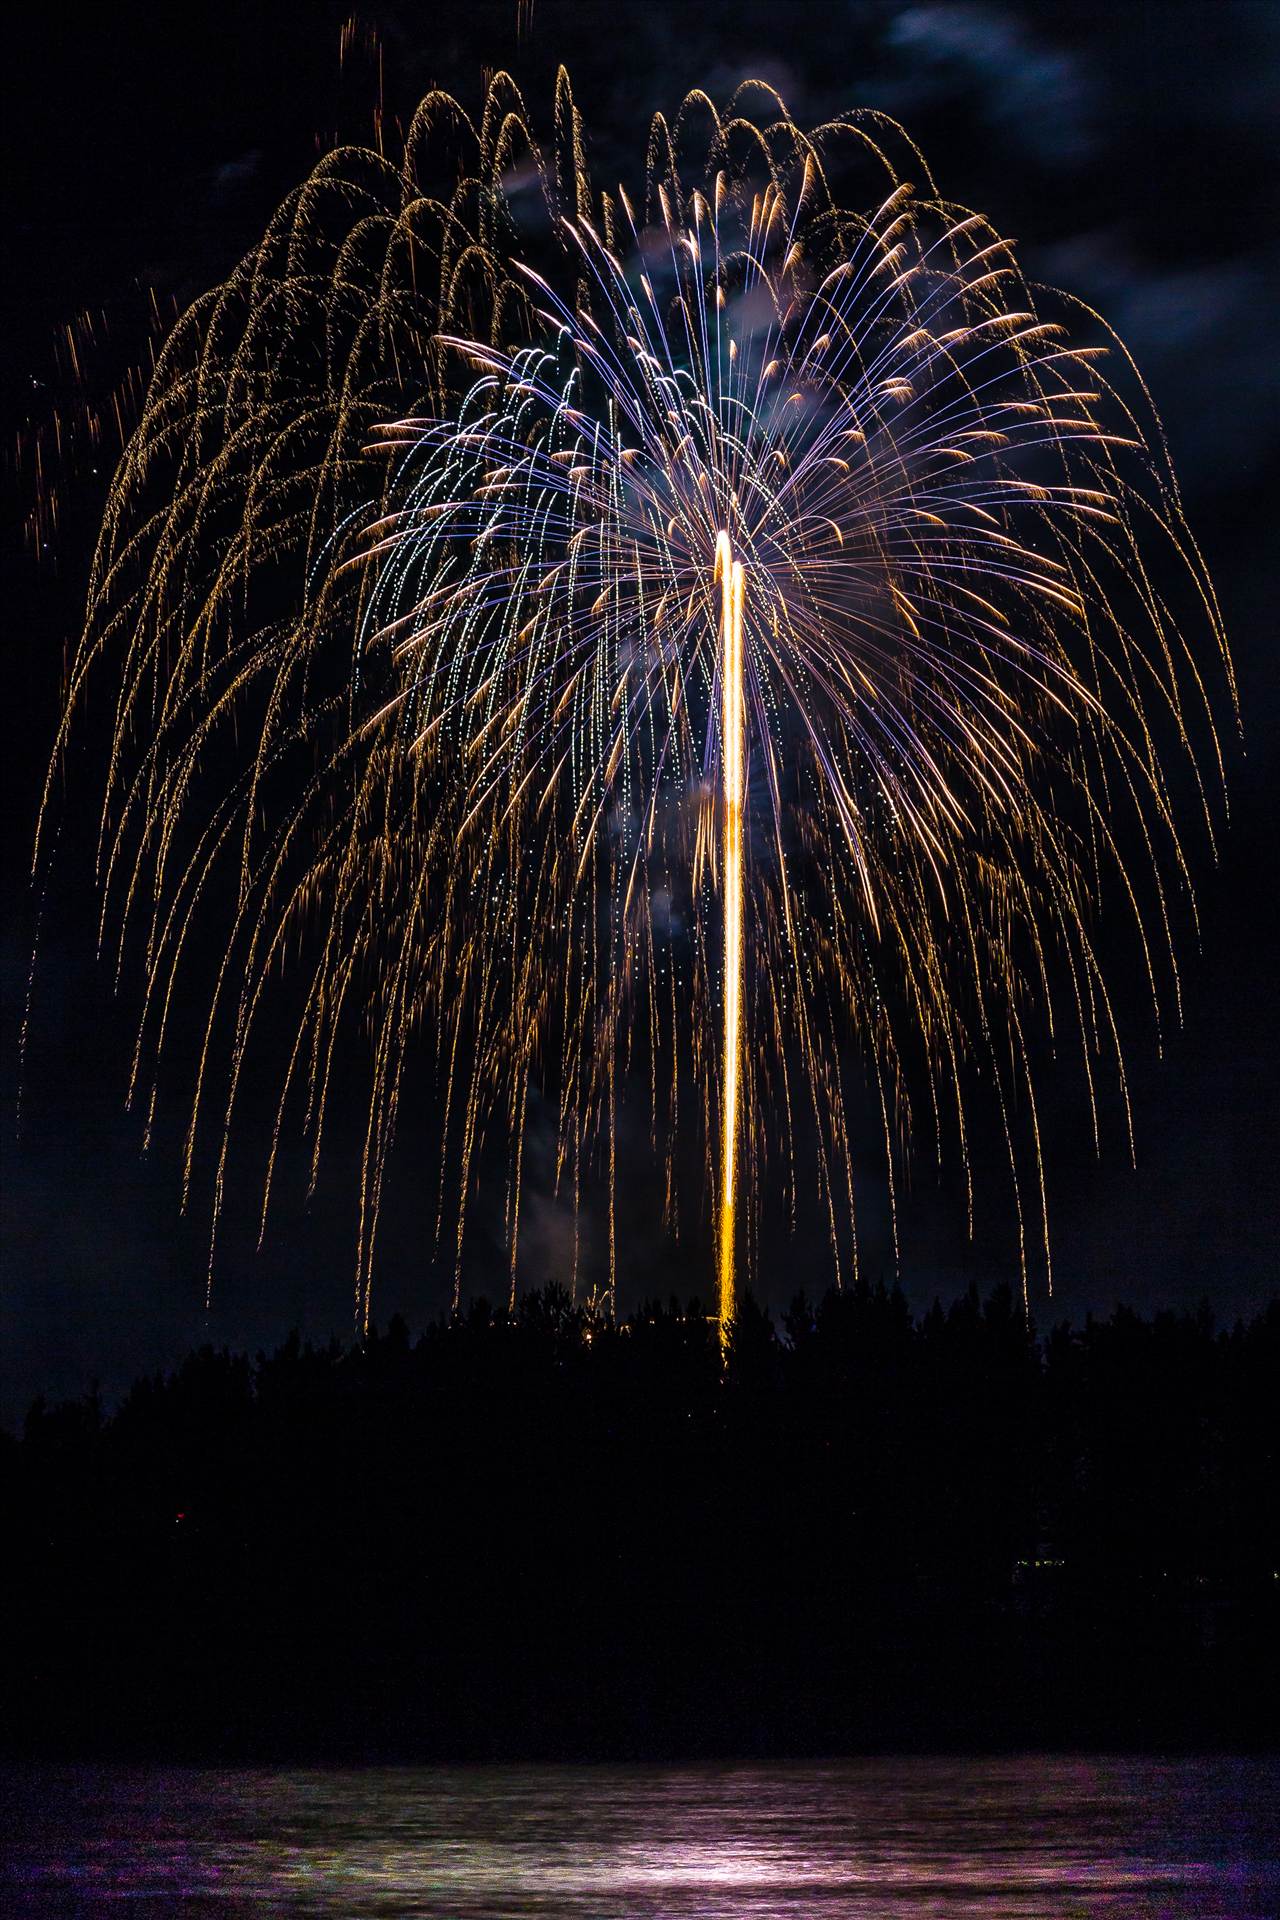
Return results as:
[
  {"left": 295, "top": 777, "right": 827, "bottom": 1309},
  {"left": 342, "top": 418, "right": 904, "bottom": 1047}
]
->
[{"left": 716, "top": 531, "right": 746, "bottom": 1345}]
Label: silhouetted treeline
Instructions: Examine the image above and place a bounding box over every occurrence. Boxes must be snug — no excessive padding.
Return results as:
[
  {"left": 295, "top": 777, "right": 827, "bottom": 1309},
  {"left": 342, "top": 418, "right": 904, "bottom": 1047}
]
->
[{"left": 4, "top": 1283, "right": 1277, "bottom": 1760}]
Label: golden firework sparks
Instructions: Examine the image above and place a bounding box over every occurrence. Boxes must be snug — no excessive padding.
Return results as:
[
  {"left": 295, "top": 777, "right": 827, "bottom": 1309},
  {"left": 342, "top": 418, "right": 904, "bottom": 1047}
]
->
[{"left": 36, "top": 73, "right": 1237, "bottom": 1345}]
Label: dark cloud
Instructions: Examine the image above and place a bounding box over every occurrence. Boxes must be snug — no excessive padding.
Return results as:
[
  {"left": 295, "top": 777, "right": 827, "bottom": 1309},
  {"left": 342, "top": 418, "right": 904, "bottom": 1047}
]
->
[
  {"left": 207, "top": 149, "right": 264, "bottom": 201},
  {"left": 883, "top": 4, "right": 1097, "bottom": 166},
  {"left": 1035, "top": 237, "right": 1280, "bottom": 480}
]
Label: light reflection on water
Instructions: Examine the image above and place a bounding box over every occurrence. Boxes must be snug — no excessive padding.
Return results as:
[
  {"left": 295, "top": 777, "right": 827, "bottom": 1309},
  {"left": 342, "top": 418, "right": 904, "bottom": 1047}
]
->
[{"left": 4, "top": 1755, "right": 1277, "bottom": 1916}]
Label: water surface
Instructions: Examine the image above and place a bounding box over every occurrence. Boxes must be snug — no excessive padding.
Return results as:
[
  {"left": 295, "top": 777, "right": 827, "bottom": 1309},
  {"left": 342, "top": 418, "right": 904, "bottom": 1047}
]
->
[{"left": 4, "top": 1755, "right": 1277, "bottom": 1916}]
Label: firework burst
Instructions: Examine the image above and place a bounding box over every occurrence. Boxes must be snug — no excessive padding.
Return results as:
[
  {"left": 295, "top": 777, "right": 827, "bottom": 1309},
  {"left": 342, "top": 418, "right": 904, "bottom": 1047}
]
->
[{"left": 38, "top": 73, "right": 1235, "bottom": 1337}]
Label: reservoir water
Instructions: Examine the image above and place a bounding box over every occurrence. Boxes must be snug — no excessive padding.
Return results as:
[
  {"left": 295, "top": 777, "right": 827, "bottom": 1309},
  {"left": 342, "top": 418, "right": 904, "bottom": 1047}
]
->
[{"left": 4, "top": 1754, "right": 1277, "bottom": 1916}]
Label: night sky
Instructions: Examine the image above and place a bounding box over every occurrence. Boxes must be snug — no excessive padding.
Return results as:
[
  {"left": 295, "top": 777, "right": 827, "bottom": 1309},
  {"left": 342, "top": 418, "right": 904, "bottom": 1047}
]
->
[{"left": 4, "top": 0, "right": 1278, "bottom": 1419}]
